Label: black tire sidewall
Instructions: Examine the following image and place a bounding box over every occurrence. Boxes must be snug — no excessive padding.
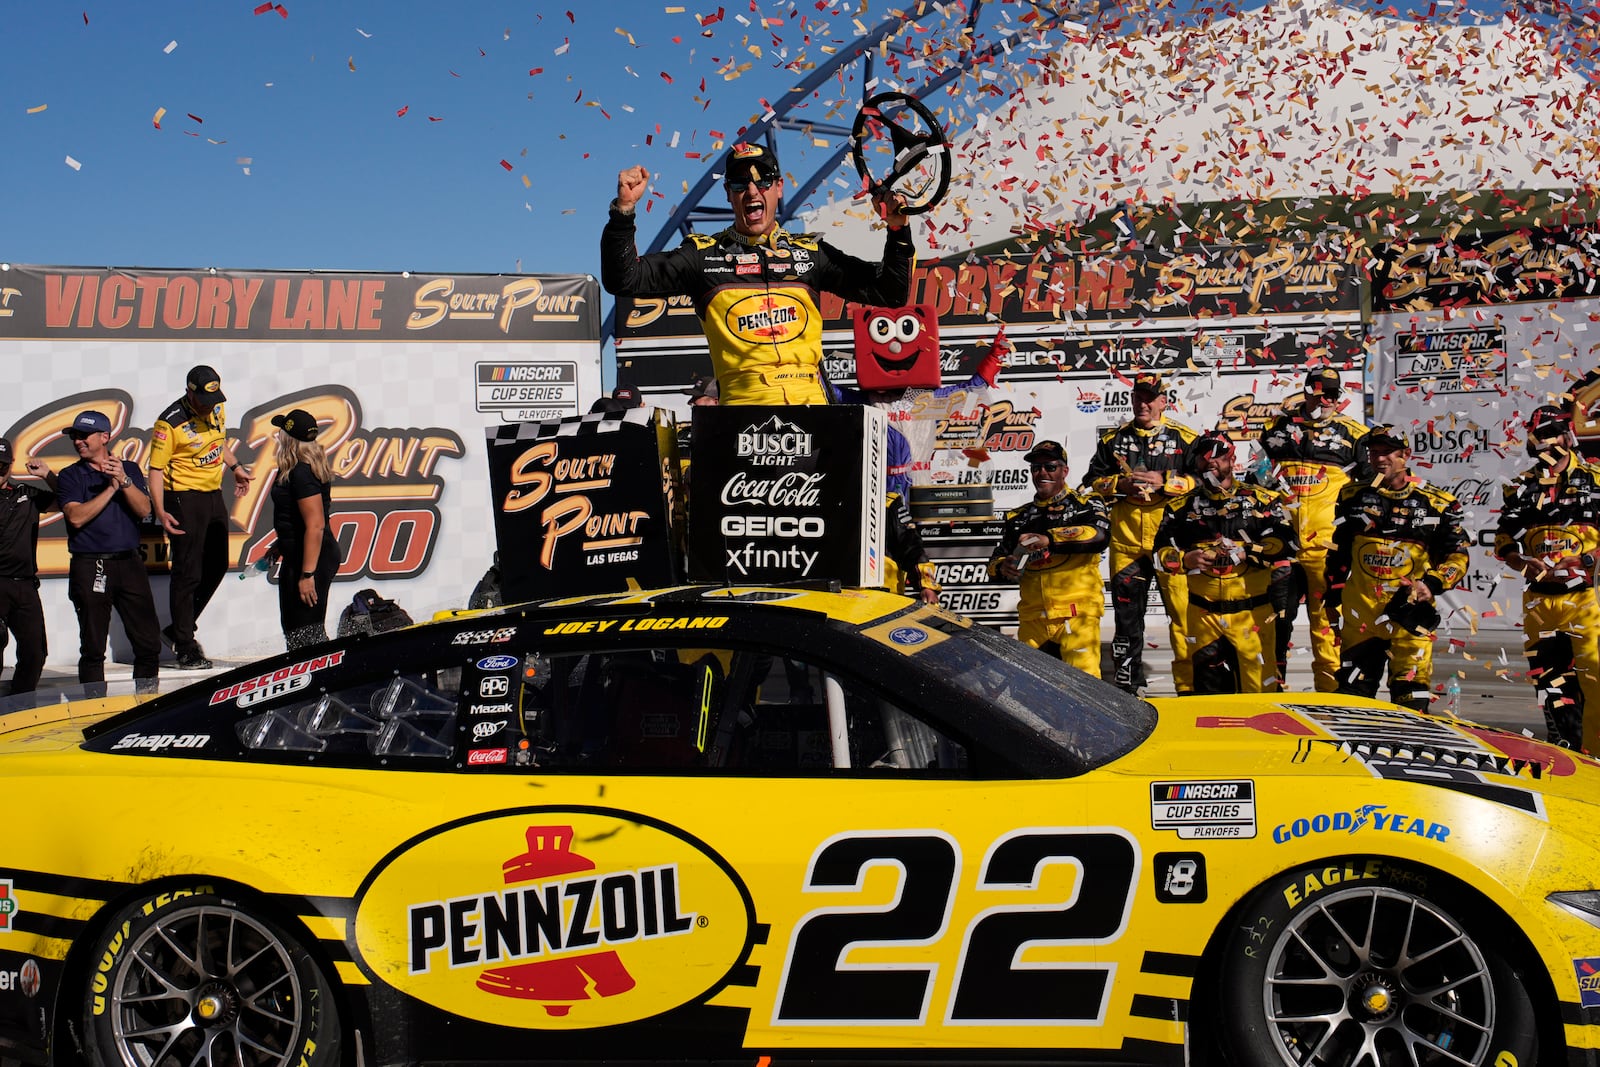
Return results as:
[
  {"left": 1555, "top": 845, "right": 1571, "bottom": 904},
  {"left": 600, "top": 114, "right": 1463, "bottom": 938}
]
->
[
  {"left": 1219, "top": 855, "right": 1538, "bottom": 1067},
  {"left": 82, "top": 888, "right": 341, "bottom": 1067}
]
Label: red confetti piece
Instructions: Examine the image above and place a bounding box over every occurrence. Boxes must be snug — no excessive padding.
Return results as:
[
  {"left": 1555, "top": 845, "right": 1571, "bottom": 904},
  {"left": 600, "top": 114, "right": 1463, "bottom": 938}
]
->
[
  {"left": 566, "top": 10, "right": 574, "bottom": 21},
  {"left": 527, "top": 67, "right": 543, "bottom": 75},
  {"left": 187, "top": 113, "right": 203, "bottom": 124},
  {"left": 82, "top": 11, "right": 88, "bottom": 23},
  {"left": 660, "top": 71, "right": 672, "bottom": 84},
  {"left": 396, "top": 105, "right": 409, "bottom": 117},
  {"left": 274, "top": 3, "right": 286, "bottom": 16},
  {"left": 253, "top": 1, "right": 273, "bottom": 12},
  {"left": 428, "top": 116, "right": 442, "bottom": 122},
  {"left": 448, "top": 69, "right": 460, "bottom": 78},
  {"left": 499, "top": 159, "right": 513, "bottom": 171}
]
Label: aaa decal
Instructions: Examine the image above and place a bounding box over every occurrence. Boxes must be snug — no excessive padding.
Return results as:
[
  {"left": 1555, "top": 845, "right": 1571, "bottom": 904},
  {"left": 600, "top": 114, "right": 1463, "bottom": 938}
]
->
[{"left": 354, "top": 808, "right": 754, "bottom": 1030}]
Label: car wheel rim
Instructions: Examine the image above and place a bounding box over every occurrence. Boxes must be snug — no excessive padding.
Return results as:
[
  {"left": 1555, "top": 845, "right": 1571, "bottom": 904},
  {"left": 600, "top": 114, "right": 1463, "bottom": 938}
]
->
[
  {"left": 1261, "top": 886, "right": 1495, "bottom": 1067},
  {"left": 108, "top": 905, "right": 305, "bottom": 1067}
]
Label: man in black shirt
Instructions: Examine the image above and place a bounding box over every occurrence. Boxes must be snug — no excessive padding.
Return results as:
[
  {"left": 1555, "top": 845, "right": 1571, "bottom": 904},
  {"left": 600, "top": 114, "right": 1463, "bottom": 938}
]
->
[{"left": 0, "top": 438, "right": 58, "bottom": 695}]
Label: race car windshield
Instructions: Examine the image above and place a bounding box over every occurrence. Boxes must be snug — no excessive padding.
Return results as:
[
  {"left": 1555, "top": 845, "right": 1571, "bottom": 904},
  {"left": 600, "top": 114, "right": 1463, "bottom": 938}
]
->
[{"left": 925, "top": 622, "right": 1156, "bottom": 772}]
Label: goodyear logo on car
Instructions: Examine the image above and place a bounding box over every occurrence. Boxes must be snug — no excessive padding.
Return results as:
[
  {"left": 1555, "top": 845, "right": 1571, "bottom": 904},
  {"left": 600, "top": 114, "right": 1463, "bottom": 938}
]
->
[{"left": 354, "top": 809, "right": 753, "bottom": 1029}]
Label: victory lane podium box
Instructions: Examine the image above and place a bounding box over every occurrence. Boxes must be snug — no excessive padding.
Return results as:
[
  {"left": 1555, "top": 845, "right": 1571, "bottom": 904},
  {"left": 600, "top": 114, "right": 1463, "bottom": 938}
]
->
[
  {"left": 688, "top": 405, "right": 886, "bottom": 586},
  {"left": 486, "top": 408, "right": 683, "bottom": 603}
]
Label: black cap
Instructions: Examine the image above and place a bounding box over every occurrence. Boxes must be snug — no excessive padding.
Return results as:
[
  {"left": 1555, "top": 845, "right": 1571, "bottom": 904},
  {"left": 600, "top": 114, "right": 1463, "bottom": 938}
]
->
[
  {"left": 612, "top": 385, "right": 643, "bottom": 408},
  {"left": 0, "top": 439, "right": 12, "bottom": 464},
  {"left": 1132, "top": 372, "right": 1165, "bottom": 396},
  {"left": 1528, "top": 405, "right": 1572, "bottom": 439},
  {"left": 725, "top": 142, "right": 781, "bottom": 184},
  {"left": 187, "top": 364, "right": 226, "bottom": 404},
  {"left": 1305, "top": 367, "right": 1342, "bottom": 398},
  {"left": 1023, "top": 440, "right": 1067, "bottom": 467},
  {"left": 686, "top": 376, "right": 719, "bottom": 401},
  {"left": 1194, "top": 430, "right": 1236, "bottom": 461},
  {"left": 271, "top": 409, "right": 320, "bottom": 441},
  {"left": 1365, "top": 424, "right": 1409, "bottom": 451}
]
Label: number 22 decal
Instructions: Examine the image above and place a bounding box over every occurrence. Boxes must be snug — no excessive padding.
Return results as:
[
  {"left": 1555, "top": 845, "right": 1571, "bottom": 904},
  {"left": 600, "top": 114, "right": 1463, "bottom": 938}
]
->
[{"left": 773, "top": 828, "right": 1138, "bottom": 1026}]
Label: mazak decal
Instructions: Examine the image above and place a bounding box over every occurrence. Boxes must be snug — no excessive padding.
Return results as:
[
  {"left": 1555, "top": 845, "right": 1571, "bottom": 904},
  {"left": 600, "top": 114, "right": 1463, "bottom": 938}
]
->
[
  {"left": 0, "top": 881, "right": 14, "bottom": 930},
  {"left": 210, "top": 651, "right": 346, "bottom": 708},
  {"left": 1150, "top": 780, "right": 1256, "bottom": 839},
  {"left": 1270, "top": 805, "right": 1451, "bottom": 844},
  {"left": 355, "top": 810, "right": 753, "bottom": 1030}
]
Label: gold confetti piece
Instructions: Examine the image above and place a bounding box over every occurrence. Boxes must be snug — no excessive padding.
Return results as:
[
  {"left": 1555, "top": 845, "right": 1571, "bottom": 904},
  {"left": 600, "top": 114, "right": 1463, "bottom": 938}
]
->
[
  {"left": 26, "top": 104, "right": 47, "bottom": 114},
  {"left": 347, "top": 56, "right": 356, "bottom": 71},
  {"left": 152, "top": 107, "right": 166, "bottom": 128},
  {"left": 665, "top": 4, "right": 684, "bottom": 10},
  {"left": 521, "top": 174, "right": 531, "bottom": 188}
]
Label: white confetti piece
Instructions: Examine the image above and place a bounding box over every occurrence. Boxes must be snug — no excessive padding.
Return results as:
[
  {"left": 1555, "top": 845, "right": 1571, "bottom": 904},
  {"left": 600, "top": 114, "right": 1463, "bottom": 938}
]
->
[
  {"left": 65, "top": 156, "right": 81, "bottom": 171},
  {"left": 163, "top": 40, "right": 177, "bottom": 54}
]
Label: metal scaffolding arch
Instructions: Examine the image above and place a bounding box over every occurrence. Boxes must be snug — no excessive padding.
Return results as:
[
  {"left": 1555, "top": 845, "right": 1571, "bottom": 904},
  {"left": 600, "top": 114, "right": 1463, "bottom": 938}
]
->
[{"left": 600, "top": 0, "right": 1076, "bottom": 347}]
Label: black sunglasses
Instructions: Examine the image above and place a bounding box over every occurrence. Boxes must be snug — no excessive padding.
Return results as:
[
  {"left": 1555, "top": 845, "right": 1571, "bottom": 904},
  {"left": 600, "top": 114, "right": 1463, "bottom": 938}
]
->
[
  {"left": 726, "top": 179, "right": 777, "bottom": 193},
  {"left": 1029, "top": 462, "right": 1065, "bottom": 473}
]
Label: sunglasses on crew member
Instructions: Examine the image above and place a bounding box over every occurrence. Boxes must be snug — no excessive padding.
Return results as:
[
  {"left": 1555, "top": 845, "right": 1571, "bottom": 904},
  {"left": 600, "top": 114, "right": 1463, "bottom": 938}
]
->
[
  {"left": 725, "top": 179, "right": 777, "bottom": 193},
  {"left": 1029, "top": 462, "right": 1065, "bottom": 473}
]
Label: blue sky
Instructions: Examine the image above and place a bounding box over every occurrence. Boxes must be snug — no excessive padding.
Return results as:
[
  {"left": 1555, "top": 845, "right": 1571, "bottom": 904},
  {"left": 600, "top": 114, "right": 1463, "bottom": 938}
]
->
[{"left": 0, "top": 1, "right": 916, "bottom": 283}]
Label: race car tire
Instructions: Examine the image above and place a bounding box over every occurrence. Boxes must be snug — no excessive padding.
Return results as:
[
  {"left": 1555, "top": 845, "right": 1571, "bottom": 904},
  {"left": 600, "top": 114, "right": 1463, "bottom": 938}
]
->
[
  {"left": 1219, "top": 856, "right": 1538, "bottom": 1067},
  {"left": 82, "top": 888, "right": 341, "bottom": 1067}
]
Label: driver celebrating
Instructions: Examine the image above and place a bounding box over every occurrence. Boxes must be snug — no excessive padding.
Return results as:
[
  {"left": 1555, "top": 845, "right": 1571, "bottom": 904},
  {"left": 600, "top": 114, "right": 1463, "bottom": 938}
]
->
[
  {"left": 1495, "top": 405, "right": 1600, "bottom": 751},
  {"left": 601, "top": 143, "right": 914, "bottom": 405},
  {"left": 987, "top": 441, "right": 1110, "bottom": 676}
]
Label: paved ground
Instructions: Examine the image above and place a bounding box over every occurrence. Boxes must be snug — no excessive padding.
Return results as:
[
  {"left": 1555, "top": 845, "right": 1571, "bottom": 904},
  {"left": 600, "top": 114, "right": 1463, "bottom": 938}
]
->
[{"left": 2, "top": 619, "right": 1551, "bottom": 738}]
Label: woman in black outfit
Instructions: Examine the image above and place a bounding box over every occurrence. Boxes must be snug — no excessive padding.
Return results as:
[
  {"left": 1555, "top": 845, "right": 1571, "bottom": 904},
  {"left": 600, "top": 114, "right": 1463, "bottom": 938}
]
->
[{"left": 269, "top": 408, "right": 340, "bottom": 649}]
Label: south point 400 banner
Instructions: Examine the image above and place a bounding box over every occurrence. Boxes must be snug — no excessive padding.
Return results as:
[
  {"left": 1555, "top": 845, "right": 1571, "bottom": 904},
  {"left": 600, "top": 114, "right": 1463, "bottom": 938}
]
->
[{"left": 0, "top": 264, "right": 602, "bottom": 660}]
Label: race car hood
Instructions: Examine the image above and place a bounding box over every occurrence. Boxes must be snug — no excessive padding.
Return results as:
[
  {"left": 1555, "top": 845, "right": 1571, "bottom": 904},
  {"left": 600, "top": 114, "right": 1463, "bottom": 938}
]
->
[
  {"left": 1125, "top": 692, "right": 1600, "bottom": 807},
  {"left": 0, "top": 696, "right": 142, "bottom": 752}
]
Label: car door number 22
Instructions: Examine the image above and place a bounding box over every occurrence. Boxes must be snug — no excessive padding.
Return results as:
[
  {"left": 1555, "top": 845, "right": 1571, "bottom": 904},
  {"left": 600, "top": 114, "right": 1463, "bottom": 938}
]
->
[{"left": 773, "top": 828, "right": 1138, "bottom": 1026}]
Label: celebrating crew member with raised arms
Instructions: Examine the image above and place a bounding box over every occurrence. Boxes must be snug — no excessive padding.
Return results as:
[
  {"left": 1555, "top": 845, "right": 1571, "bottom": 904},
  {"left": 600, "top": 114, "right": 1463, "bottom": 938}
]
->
[
  {"left": 1495, "top": 405, "right": 1600, "bottom": 752},
  {"left": 1156, "top": 431, "right": 1298, "bottom": 694},
  {"left": 601, "top": 143, "right": 914, "bottom": 405},
  {"left": 1325, "top": 425, "right": 1469, "bottom": 712},
  {"left": 988, "top": 441, "right": 1110, "bottom": 676},
  {"left": 1082, "top": 371, "right": 1200, "bottom": 694}
]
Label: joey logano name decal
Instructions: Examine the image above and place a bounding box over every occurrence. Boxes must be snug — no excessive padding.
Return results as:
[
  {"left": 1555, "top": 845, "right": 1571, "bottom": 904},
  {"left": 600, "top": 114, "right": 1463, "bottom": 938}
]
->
[
  {"left": 209, "top": 651, "right": 346, "bottom": 708},
  {"left": 354, "top": 809, "right": 753, "bottom": 1030}
]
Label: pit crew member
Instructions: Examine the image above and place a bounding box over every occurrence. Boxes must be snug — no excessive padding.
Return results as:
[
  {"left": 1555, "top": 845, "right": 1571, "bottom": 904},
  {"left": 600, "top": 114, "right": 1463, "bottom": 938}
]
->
[
  {"left": 988, "top": 441, "right": 1110, "bottom": 676},
  {"left": 1325, "top": 425, "right": 1469, "bottom": 712}
]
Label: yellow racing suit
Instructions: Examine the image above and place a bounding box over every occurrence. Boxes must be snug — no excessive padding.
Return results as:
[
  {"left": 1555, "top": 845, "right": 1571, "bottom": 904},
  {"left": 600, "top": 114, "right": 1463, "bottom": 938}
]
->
[
  {"left": 601, "top": 209, "right": 914, "bottom": 405},
  {"left": 1083, "top": 416, "right": 1199, "bottom": 693},
  {"left": 1258, "top": 405, "right": 1371, "bottom": 690},
  {"left": 1495, "top": 456, "right": 1600, "bottom": 752},
  {"left": 1155, "top": 480, "right": 1298, "bottom": 694},
  {"left": 987, "top": 486, "right": 1110, "bottom": 676},
  {"left": 1326, "top": 477, "right": 1469, "bottom": 712}
]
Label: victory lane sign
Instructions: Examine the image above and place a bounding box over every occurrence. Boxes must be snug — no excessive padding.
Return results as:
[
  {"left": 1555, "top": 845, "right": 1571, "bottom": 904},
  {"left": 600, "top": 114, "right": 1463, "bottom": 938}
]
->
[
  {"left": 689, "top": 405, "right": 885, "bottom": 586},
  {"left": 486, "top": 409, "right": 682, "bottom": 602}
]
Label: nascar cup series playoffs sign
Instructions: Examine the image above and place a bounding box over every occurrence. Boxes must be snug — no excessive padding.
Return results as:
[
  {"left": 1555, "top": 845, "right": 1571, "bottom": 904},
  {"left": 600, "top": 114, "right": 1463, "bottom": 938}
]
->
[{"left": 688, "top": 405, "right": 885, "bottom": 586}]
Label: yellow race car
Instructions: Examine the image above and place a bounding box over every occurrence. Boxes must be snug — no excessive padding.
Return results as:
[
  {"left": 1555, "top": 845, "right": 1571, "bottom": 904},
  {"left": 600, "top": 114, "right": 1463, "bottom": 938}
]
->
[{"left": 1, "top": 584, "right": 1598, "bottom": 1067}]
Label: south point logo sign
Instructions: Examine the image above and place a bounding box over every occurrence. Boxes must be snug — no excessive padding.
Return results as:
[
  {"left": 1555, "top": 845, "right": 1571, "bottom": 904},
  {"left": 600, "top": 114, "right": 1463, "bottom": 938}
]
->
[{"left": 354, "top": 810, "right": 753, "bottom": 1030}]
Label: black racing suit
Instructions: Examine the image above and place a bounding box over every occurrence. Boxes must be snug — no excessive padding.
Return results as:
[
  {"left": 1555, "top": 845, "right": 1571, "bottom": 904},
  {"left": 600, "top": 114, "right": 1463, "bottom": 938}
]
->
[
  {"left": 601, "top": 207, "right": 915, "bottom": 405},
  {"left": 1081, "top": 416, "right": 1200, "bottom": 693},
  {"left": 1326, "top": 477, "right": 1469, "bottom": 712},
  {"left": 1155, "top": 480, "right": 1298, "bottom": 694},
  {"left": 1494, "top": 456, "right": 1600, "bottom": 750}
]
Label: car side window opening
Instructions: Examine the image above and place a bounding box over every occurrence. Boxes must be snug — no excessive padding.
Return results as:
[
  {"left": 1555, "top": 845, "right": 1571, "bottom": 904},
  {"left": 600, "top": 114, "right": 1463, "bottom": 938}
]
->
[
  {"left": 237, "top": 672, "right": 459, "bottom": 759},
  {"left": 518, "top": 645, "right": 967, "bottom": 776}
]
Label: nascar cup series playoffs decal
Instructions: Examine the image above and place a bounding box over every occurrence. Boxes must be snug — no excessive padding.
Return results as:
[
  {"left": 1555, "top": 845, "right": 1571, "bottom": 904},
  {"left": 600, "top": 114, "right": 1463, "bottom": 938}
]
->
[
  {"left": 1149, "top": 781, "right": 1257, "bottom": 839},
  {"left": 354, "top": 809, "right": 753, "bottom": 1029}
]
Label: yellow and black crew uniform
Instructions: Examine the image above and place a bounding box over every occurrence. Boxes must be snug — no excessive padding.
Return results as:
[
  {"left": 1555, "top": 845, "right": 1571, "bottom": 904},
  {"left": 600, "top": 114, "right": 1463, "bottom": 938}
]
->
[
  {"left": 1083, "top": 414, "right": 1200, "bottom": 693},
  {"left": 1495, "top": 409, "right": 1600, "bottom": 752},
  {"left": 1326, "top": 473, "right": 1469, "bottom": 712},
  {"left": 1156, "top": 459, "right": 1298, "bottom": 695},
  {"left": 987, "top": 486, "right": 1111, "bottom": 676}
]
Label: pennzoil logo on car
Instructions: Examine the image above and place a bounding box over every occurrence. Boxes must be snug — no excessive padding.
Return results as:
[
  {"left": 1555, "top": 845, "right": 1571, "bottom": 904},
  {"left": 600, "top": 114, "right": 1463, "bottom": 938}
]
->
[
  {"left": 209, "top": 651, "right": 346, "bottom": 708},
  {"left": 354, "top": 809, "right": 753, "bottom": 1029}
]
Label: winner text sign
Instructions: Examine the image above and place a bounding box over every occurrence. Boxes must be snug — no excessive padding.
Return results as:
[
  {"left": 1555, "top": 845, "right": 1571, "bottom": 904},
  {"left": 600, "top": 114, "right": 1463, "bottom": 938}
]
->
[{"left": 689, "top": 405, "right": 885, "bottom": 586}]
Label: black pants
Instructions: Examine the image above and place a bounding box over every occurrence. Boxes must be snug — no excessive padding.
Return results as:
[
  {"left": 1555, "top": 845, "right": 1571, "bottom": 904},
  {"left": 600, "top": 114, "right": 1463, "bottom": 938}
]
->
[
  {"left": 167, "top": 489, "right": 230, "bottom": 657},
  {"left": 0, "top": 577, "right": 47, "bottom": 694},
  {"left": 277, "top": 535, "right": 340, "bottom": 651},
  {"left": 68, "top": 554, "right": 161, "bottom": 688}
]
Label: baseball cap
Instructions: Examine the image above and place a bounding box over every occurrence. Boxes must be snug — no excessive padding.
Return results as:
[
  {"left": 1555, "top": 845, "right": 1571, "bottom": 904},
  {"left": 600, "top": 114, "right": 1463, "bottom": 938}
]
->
[
  {"left": 1528, "top": 405, "right": 1572, "bottom": 439},
  {"left": 1023, "top": 440, "right": 1068, "bottom": 467},
  {"left": 1193, "top": 430, "right": 1236, "bottom": 461},
  {"left": 62, "top": 410, "right": 112, "bottom": 437},
  {"left": 1365, "top": 424, "right": 1409, "bottom": 451},
  {"left": 187, "top": 364, "right": 226, "bottom": 404},
  {"left": 271, "top": 408, "right": 320, "bottom": 442},
  {"left": 1132, "top": 372, "right": 1165, "bottom": 396},
  {"left": 725, "top": 142, "right": 781, "bottom": 184},
  {"left": 685, "top": 376, "right": 719, "bottom": 401},
  {"left": 1304, "top": 367, "right": 1343, "bottom": 398},
  {"left": 612, "top": 385, "right": 643, "bottom": 408}
]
